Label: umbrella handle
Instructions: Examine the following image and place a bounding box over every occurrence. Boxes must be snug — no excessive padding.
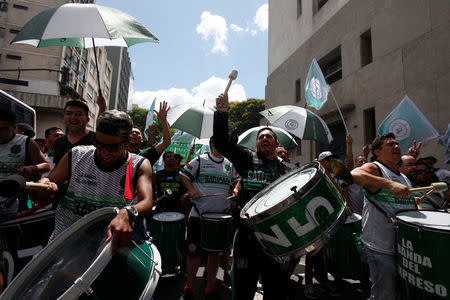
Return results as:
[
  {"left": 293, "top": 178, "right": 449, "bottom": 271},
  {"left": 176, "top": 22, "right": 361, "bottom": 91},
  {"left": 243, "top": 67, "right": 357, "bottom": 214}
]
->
[{"left": 92, "top": 38, "right": 102, "bottom": 99}]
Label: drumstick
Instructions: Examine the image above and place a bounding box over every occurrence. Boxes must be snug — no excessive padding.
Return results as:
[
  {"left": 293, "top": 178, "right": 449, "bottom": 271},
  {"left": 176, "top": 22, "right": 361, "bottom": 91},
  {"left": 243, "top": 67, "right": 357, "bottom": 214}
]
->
[
  {"left": 224, "top": 69, "right": 238, "bottom": 95},
  {"left": 0, "top": 159, "right": 19, "bottom": 172},
  {"left": 153, "top": 189, "right": 173, "bottom": 206},
  {"left": 198, "top": 192, "right": 226, "bottom": 198},
  {"left": 25, "top": 182, "right": 51, "bottom": 190},
  {"left": 417, "top": 191, "right": 444, "bottom": 209},
  {"left": 410, "top": 182, "right": 448, "bottom": 193}
]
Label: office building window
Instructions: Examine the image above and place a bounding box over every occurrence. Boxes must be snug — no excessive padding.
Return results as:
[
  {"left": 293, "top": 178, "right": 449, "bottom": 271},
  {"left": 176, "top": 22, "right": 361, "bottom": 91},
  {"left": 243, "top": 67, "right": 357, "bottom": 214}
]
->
[
  {"left": 360, "top": 29, "right": 373, "bottom": 67},
  {"left": 318, "top": 46, "right": 342, "bottom": 85},
  {"left": 6, "top": 54, "right": 21, "bottom": 60},
  {"left": 0, "top": 27, "right": 5, "bottom": 37},
  {"left": 313, "top": 0, "right": 328, "bottom": 14},
  {"left": 364, "top": 107, "right": 376, "bottom": 145},
  {"left": 297, "top": 0, "right": 302, "bottom": 18},
  {"left": 89, "top": 61, "right": 95, "bottom": 75},
  {"left": 87, "top": 84, "right": 94, "bottom": 100},
  {"left": 0, "top": 2, "right": 8, "bottom": 12},
  {"left": 13, "top": 4, "right": 28, "bottom": 10},
  {"left": 295, "top": 78, "right": 301, "bottom": 103}
]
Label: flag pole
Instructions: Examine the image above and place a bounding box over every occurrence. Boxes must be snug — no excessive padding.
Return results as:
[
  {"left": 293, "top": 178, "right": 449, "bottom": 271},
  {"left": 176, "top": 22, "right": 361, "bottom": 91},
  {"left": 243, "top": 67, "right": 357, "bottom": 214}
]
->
[{"left": 329, "top": 89, "right": 348, "bottom": 134}]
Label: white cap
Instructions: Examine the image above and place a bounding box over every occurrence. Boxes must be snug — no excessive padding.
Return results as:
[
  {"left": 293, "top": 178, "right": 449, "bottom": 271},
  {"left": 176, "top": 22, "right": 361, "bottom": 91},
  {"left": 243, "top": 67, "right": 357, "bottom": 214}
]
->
[{"left": 318, "top": 151, "right": 336, "bottom": 161}]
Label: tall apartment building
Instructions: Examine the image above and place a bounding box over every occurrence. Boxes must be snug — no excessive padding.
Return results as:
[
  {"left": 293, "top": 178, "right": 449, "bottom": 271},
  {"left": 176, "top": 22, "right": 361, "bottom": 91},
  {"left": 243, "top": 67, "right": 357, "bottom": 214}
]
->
[
  {"left": 267, "top": 0, "right": 449, "bottom": 167},
  {"left": 0, "top": 0, "right": 113, "bottom": 138},
  {"left": 106, "top": 46, "right": 131, "bottom": 112}
]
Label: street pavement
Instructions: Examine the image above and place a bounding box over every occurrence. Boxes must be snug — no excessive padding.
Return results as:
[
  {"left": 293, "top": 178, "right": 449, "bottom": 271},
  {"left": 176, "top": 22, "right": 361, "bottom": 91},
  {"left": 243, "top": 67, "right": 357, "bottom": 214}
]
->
[{"left": 152, "top": 257, "right": 371, "bottom": 300}]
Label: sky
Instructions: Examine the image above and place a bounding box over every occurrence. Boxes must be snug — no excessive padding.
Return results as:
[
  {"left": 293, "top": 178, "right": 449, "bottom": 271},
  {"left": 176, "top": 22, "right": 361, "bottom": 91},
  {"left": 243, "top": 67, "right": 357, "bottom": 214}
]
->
[{"left": 96, "top": 0, "right": 269, "bottom": 110}]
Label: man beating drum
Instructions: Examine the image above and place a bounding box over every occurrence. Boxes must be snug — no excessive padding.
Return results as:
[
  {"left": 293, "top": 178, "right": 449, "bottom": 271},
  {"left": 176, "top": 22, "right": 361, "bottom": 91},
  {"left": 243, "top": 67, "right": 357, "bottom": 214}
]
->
[
  {"left": 31, "top": 110, "right": 153, "bottom": 255},
  {"left": 179, "top": 136, "right": 240, "bottom": 300},
  {"left": 351, "top": 133, "right": 422, "bottom": 300},
  {"left": 214, "top": 93, "right": 296, "bottom": 300}
]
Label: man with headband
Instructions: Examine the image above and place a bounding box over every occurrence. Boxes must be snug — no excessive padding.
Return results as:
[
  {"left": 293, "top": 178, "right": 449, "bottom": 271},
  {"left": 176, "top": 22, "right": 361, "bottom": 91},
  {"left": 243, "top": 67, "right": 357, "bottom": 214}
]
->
[{"left": 32, "top": 110, "right": 153, "bottom": 254}]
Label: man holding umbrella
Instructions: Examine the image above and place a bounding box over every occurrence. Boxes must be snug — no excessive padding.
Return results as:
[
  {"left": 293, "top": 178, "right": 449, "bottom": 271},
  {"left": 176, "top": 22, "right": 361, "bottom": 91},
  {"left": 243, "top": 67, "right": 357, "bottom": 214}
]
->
[{"left": 214, "top": 93, "right": 296, "bottom": 300}]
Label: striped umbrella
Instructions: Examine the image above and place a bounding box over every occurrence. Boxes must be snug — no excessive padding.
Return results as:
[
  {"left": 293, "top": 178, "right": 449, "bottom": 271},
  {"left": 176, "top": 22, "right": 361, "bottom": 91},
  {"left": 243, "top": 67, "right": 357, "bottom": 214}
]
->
[
  {"left": 11, "top": 3, "right": 158, "bottom": 97},
  {"left": 237, "top": 126, "right": 298, "bottom": 151},
  {"left": 166, "top": 104, "right": 215, "bottom": 139},
  {"left": 260, "top": 105, "right": 333, "bottom": 144}
]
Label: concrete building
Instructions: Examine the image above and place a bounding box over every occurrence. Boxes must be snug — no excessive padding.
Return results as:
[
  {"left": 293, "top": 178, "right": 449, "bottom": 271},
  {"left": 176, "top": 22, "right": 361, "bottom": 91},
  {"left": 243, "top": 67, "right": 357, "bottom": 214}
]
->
[
  {"left": 106, "top": 46, "right": 131, "bottom": 112},
  {"left": 0, "top": 0, "right": 113, "bottom": 138},
  {"left": 267, "top": 0, "right": 450, "bottom": 167}
]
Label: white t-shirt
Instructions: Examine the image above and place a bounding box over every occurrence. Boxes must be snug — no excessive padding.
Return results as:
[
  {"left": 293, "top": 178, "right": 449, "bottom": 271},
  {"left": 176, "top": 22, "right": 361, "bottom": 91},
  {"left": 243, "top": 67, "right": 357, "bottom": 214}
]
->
[{"left": 180, "top": 153, "right": 239, "bottom": 217}]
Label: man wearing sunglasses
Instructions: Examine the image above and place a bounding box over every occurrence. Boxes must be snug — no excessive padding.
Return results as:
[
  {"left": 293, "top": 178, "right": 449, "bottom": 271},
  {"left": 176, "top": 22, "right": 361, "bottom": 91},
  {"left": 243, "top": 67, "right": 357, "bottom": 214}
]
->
[
  {"left": 33, "top": 110, "right": 153, "bottom": 255},
  {"left": 415, "top": 162, "right": 444, "bottom": 208}
]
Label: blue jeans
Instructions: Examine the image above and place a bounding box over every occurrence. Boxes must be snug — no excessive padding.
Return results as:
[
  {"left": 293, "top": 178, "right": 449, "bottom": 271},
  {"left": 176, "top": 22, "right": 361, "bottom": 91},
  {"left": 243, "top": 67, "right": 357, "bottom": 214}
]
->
[{"left": 365, "top": 247, "right": 398, "bottom": 300}]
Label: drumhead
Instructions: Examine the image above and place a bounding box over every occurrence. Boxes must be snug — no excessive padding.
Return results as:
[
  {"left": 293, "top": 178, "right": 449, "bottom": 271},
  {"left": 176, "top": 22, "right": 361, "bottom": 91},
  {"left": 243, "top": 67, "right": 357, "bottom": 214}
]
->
[
  {"left": 243, "top": 166, "right": 317, "bottom": 218},
  {"left": 2, "top": 207, "right": 117, "bottom": 299},
  {"left": 153, "top": 212, "right": 184, "bottom": 222},
  {"left": 202, "top": 212, "right": 232, "bottom": 220},
  {"left": 396, "top": 210, "right": 450, "bottom": 231}
]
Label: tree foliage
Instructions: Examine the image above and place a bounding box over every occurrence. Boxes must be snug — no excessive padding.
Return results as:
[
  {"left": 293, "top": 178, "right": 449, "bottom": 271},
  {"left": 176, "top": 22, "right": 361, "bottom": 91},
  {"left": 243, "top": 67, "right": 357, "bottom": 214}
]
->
[{"left": 229, "top": 98, "right": 265, "bottom": 136}]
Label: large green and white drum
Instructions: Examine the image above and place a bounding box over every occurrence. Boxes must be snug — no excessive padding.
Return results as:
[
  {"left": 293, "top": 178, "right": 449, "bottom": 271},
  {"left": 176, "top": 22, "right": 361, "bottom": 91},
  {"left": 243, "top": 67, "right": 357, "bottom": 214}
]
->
[
  {"left": 395, "top": 210, "right": 450, "bottom": 300},
  {"left": 151, "top": 212, "right": 185, "bottom": 273},
  {"left": 240, "top": 162, "right": 349, "bottom": 262},
  {"left": 1, "top": 207, "right": 162, "bottom": 300},
  {"left": 200, "top": 213, "right": 233, "bottom": 252},
  {"left": 324, "top": 213, "right": 369, "bottom": 280}
]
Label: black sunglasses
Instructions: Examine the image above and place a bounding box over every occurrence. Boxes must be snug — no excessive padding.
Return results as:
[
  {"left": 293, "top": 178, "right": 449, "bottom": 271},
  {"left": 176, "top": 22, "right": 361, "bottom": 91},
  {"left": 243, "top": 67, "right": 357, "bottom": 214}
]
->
[
  {"left": 94, "top": 140, "right": 123, "bottom": 152},
  {"left": 416, "top": 169, "right": 431, "bottom": 175}
]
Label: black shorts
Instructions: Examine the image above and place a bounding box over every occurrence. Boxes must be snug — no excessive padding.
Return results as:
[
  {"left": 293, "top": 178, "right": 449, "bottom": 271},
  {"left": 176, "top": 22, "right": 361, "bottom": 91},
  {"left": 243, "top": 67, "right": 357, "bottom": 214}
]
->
[{"left": 185, "top": 217, "right": 225, "bottom": 256}]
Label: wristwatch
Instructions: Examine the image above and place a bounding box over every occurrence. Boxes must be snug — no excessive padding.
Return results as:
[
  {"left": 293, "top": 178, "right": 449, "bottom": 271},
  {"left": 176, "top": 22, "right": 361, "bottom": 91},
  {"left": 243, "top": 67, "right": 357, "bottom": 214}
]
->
[{"left": 124, "top": 206, "right": 139, "bottom": 222}]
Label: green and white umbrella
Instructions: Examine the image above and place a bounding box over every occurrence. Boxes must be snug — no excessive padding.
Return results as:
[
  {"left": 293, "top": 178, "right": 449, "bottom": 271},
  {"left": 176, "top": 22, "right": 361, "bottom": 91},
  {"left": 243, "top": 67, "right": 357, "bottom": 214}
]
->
[
  {"left": 171, "top": 130, "right": 209, "bottom": 145},
  {"left": 260, "top": 105, "right": 333, "bottom": 144},
  {"left": 166, "top": 104, "right": 215, "bottom": 139},
  {"left": 11, "top": 3, "right": 158, "bottom": 48},
  {"left": 237, "top": 126, "right": 298, "bottom": 151},
  {"left": 11, "top": 3, "right": 158, "bottom": 97}
]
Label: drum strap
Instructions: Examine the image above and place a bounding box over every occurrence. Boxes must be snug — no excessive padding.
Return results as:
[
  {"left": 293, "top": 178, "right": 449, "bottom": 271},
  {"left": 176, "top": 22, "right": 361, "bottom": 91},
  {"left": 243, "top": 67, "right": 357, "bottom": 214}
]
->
[{"left": 365, "top": 195, "right": 393, "bottom": 222}]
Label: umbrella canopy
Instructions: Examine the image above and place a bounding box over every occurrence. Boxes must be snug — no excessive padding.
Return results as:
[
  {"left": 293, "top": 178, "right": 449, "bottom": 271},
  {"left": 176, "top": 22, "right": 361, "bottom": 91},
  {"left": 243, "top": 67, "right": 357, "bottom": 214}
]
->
[
  {"left": 166, "top": 104, "right": 215, "bottom": 139},
  {"left": 11, "top": 3, "right": 158, "bottom": 48},
  {"left": 237, "top": 126, "right": 298, "bottom": 151},
  {"left": 171, "top": 130, "right": 209, "bottom": 145},
  {"left": 260, "top": 105, "right": 333, "bottom": 144}
]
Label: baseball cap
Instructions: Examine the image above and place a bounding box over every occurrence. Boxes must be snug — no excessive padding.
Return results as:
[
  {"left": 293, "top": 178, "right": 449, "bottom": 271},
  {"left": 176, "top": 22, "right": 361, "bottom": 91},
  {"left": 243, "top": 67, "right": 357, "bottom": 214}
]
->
[{"left": 318, "top": 151, "right": 336, "bottom": 161}]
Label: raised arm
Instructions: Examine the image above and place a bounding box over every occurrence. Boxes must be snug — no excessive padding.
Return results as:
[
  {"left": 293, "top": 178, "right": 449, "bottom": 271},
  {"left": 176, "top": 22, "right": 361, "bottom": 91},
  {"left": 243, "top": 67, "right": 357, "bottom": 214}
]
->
[{"left": 154, "top": 101, "right": 171, "bottom": 154}]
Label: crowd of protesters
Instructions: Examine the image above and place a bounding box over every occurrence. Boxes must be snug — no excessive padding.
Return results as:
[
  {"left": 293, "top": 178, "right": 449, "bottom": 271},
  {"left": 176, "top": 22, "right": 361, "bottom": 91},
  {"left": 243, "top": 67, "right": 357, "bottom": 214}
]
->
[{"left": 0, "top": 92, "right": 448, "bottom": 300}]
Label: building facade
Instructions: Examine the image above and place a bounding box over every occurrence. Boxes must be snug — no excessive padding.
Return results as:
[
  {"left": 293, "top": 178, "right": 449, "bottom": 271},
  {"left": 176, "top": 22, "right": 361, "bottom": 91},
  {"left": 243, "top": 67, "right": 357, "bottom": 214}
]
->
[
  {"left": 106, "top": 46, "right": 131, "bottom": 112},
  {"left": 0, "top": 0, "right": 113, "bottom": 138},
  {"left": 267, "top": 0, "right": 449, "bottom": 167}
]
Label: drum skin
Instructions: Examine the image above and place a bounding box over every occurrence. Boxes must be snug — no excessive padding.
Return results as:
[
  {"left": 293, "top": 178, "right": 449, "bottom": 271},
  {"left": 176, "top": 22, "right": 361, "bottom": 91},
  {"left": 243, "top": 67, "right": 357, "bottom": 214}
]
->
[
  {"left": 324, "top": 214, "right": 369, "bottom": 280},
  {"left": 1, "top": 207, "right": 162, "bottom": 300},
  {"left": 396, "top": 210, "right": 450, "bottom": 300},
  {"left": 151, "top": 212, "right": 185, "bottom": 273},
  {"left": 241, "top": 162, "right": 349, "bottom": 262},
  {"left": 200, "top": 213, "right": 233, "bottom": 252}
]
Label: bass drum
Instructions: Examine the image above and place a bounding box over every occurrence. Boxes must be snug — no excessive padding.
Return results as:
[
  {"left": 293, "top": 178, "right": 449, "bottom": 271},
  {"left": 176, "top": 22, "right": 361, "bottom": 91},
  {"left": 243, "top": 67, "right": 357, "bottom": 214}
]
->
[
  {"left": 1, "top": 207, "right": 162, "bottom": 300},
  {"left": 240, "top": 162, "right": 349, "bottom": 262},
  {"left": 151, "top": 212, "right": 185, "bottom": 274},
  {"left": 395, "top": 210, "right": 450, "bottom": 300}
]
